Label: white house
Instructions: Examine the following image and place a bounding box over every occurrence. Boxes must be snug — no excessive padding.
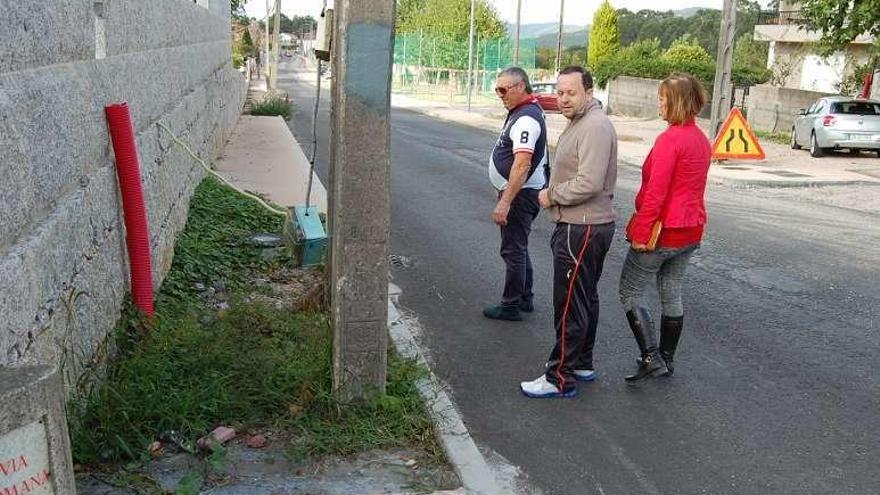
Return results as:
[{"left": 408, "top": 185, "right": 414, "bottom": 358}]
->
[{"left": 754, "top": 1, "right": 876, "bottom": 94}]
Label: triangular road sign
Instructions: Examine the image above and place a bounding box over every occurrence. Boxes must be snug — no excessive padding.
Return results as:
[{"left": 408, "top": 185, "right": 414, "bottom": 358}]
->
[{"left": 712, "top": 107, "right": 765, "bottom": 160}]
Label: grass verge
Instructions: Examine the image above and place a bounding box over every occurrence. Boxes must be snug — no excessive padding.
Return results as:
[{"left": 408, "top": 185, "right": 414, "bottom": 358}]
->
[
  {"left": 755, "top": 130, "right": 791, "bottom": 146},
  {"left": 69, "top": 176, "right": 439, "bottom": 467}
]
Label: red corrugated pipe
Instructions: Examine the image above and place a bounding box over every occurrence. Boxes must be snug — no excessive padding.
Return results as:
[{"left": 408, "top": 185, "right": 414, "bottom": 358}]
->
[{"left": 105, "top": 103, "right": 154, "bottom": 316}]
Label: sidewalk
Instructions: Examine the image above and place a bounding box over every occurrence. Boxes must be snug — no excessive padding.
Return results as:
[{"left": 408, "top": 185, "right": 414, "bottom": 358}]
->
[
  {"left": 390, "top": 93, "right": 880, "bottom": 188},
  {"left": 201, "top": 70, "right": 503, "bottom": 495}
]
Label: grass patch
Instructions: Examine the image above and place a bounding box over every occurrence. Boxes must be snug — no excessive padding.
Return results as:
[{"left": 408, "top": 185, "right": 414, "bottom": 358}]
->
[
  {"left": 755, "top": 130, "right": 791, "bottom": 146},
  {"left": 69, "top": 176, "right": 438, "bottom": 467},
  {"left": 250, "top": 94, "right": 293, "bottom": 120}
]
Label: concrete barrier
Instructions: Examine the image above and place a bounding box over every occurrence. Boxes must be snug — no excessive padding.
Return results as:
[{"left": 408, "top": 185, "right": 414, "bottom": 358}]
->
[
  {"left": 607, "top": 76, "right": 661, "bottom": 118},
  {"left": 745, "top": 85, "right": 833, "bottom": 133}
]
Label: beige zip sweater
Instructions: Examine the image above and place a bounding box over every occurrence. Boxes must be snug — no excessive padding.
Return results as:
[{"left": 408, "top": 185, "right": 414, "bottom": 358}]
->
[{"left": 547, "top": 99, "right": 618, "bottom": 225}]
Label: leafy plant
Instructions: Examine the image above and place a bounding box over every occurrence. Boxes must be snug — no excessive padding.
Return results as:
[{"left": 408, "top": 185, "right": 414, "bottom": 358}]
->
[
  {"left": 250, "top": 94, "right": 294, "bottom": 120},
  {"left": 663, "top": 36, "right": 714, "bottom": 66}
]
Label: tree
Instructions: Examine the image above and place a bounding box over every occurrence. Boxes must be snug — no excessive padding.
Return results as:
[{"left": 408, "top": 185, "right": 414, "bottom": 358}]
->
[
  {"left": 619, "top": 38, "right": 662, "bottom": 59},
  {"left": 240, "top": 29, "right": 255, "bottom": 57},
  {"left": 799, "top": 0, "right": 880, "bottom": 55},
  {"left": 733, "top": 32, "right": 768, "bottom": 71},
  {"left": 588, "top": 0, "right": 620, "bottom": 69},
  {"left": 537, "top": 46, "right": 587, "bottom": 70},
  {"left": 396, "top": 0, "right": 506, "bottom": 40},
  {"left": 280, "top": 15, "right": 317, "bottom": 34}
]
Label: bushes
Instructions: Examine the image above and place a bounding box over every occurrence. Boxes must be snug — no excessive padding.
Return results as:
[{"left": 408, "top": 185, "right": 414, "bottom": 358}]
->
[
  {"left": 662, "top": 37, "right": 714, "bottom": 66},
  {"left": 250, "top": 94, "right": 294, "bottom": 120},
  {"left": 593, "top": 41, "right": 771, "bottom": 89}
]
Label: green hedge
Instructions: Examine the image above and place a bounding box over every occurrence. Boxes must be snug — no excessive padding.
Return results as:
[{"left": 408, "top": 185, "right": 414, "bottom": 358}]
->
[{"left": 593, "top": 53, "right": 770, "bottom": 90}]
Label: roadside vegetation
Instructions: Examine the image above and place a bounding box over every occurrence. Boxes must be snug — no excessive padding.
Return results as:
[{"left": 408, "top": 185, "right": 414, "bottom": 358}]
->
[
  {"left": 69, "top": 177, "right": 439, "bottom": 471},
  {"left": 250, "top": 94, "right": 294, "bottom": 119},
  {"left": 755, "top": 130, "right": 792, "bottom": 146}
]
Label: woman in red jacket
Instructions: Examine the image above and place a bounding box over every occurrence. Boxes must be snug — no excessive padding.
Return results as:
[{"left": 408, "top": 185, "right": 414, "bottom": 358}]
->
[{"left": 619, "top": 73, "right": 712, "bottom": 382}]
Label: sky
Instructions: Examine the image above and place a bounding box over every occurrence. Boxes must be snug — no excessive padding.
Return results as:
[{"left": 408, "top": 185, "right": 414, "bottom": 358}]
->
[{"left": 241, "top": 0, "right": 770, "bottom": 27}]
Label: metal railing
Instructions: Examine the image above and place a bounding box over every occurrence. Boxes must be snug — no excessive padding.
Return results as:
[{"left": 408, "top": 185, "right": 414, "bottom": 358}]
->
[{"left": 756, "top": 9, "right": 805, "bottom": 26}]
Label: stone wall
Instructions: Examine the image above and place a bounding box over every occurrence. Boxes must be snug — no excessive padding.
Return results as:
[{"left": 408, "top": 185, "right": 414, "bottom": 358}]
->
[
  {"left": 0, "top": 0, "right": 243, "bottom": 389},
  {"left": 606, "top": 76, "right": 661, "bottom": 119},
  {"left": 745, "top": 85, "right": 832, "bottom": 133}
]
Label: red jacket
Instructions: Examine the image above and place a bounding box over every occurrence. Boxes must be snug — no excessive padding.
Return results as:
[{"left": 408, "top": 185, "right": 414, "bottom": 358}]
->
[{"left": 628, "top": 120, "right": 712, "bottom": 248}]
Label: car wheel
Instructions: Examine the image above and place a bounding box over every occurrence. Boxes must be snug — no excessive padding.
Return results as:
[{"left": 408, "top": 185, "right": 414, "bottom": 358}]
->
[
  {"left": 810, "top": 132, "right": 824, "bottom": 158},
  {"left": 790, "top": 128, "right": 801, "bottom": 150}
]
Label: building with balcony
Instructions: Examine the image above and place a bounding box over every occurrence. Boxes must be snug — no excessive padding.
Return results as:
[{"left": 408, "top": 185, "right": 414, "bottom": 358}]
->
[{"left": 754, "top": 0, "right": 875, "bottom": 94}]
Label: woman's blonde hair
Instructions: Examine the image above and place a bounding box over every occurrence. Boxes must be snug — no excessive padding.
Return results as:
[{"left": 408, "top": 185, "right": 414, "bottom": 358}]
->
[{"left": 660, "top": 73, "right": 707, "bottom": 125}]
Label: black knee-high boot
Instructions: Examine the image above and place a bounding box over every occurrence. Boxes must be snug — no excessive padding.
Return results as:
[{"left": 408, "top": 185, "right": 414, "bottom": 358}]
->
[
  {"left": 659, "top": 315, "right": 684, "bottom": 376},
  {"left": 625, "top": 308, "right": 667, "bottom": 382}
]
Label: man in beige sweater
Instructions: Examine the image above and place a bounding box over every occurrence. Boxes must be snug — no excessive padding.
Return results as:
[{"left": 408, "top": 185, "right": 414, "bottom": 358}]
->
[{"left": 521, "top": 66, "right": 618, "bottom": 398}]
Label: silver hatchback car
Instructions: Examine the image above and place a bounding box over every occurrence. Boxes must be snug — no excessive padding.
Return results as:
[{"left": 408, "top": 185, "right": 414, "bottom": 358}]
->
[{"left": 791, "top": 96, "right": 880, "bottom": 157}]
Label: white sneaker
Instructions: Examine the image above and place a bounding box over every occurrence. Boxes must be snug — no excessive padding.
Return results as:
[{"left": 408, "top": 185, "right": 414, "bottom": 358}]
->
[{"left": 520, "top": 375, "right": 576, "bottom": 398}]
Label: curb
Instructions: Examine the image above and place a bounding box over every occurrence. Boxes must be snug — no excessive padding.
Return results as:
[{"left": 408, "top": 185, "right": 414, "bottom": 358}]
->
[{"left": 387, "top": 283, "right": 503, "bottom": 495}]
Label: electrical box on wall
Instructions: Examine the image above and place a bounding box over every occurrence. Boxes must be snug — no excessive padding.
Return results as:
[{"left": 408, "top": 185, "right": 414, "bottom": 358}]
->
[{"left": 314, "top": 8, "right": 333, "bottom": 61}]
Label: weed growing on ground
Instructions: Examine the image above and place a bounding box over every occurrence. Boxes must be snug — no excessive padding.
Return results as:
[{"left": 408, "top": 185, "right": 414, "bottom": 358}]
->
[
  {"left": 755, "top": 130, "right": 792, "bottom": 146},
  {"left": 69, "top": 177, "right": 439, "bottom": 469},
  {"left": 249, "top": 94, "right": 293, "bottom": 120}
]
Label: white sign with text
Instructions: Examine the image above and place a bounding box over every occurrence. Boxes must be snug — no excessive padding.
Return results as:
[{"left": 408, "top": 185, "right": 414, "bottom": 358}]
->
[{"left": 0, "top": 420, "right": 54, "bottom": 494}]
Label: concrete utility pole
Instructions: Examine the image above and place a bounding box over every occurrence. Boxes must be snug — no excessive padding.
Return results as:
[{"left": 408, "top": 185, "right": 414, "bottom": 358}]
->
[
  {"left": 710, "top": 0, "right": 737, "bottom": 139},
  {"left": 270, "top": 0, "right": 281, "bottom": 90},
  {"left": 514, "top": 0, "right": 522, "bottom": 65},
  {"left": 264, "top": 0, "right": 271, "bottom": 88},
  {"left": 329, "top": 0, "right": 395, "bottom": 402},
  {"left": 466, "top": 0, "right": 476, "bottom": 111},
  {"left": 555, "top": 0, "right": 565, "bottom": 74}
]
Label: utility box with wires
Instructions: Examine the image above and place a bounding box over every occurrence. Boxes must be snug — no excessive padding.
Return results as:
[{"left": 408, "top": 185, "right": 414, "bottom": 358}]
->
[
  {"left": 285, "top": 205, "right": 326, "bottom": 267},
  {"left": 314, "top": 8, "right": 333, "bottom": 61}
]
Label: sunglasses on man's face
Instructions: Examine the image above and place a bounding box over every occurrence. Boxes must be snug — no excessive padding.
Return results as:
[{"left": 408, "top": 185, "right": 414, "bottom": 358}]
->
[{"left": 495, "top": 82, "right": 520, "bottom": 96}]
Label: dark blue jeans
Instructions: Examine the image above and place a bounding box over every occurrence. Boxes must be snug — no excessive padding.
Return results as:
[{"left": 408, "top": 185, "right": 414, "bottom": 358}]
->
[{"left": 499, "top": 188, "right": 540, "bottom": 308}]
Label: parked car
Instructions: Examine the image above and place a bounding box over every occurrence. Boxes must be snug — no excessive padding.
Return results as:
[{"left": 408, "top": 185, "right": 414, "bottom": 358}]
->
[
  {"left": 531, "top": 81, "right": 604, "bottom": 113},
  {"left": 533, "top": 82, "right": 559, "bottom": 112},
  {"left": 791, "top": 96, "right": 880, "bottom": 157}
]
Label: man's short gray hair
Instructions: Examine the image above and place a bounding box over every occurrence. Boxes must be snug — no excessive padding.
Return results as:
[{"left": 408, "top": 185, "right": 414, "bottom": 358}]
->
[{"left": 498, "top": 66, "right": 532, "bottom": 94}]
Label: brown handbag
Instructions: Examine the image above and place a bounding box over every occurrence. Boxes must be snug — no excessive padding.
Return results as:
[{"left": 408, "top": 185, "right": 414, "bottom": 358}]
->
[{"left": 626, "top": 214, "right": 663, "bottom": 250}]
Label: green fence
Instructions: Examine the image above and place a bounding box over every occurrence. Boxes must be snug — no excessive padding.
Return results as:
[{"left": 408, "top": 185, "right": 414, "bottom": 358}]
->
[{"left": 393, "top": 32, "right": 537, "bottom": 102}]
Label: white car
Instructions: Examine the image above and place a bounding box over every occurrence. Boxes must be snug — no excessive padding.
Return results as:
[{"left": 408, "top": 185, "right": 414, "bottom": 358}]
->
[{"left": 791, "top": 96, "right": 880, "bottom": 157}]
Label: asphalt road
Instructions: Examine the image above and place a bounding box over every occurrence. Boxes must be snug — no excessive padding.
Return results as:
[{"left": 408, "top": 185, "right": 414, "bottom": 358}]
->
[{"left": 280, "top": 60, "right": 880, "bottom": 495}]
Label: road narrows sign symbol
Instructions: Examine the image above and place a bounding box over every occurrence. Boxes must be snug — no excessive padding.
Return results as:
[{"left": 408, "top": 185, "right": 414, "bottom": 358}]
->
[{"left": 711, "top": 107, "right": 765, "bottom": 160}]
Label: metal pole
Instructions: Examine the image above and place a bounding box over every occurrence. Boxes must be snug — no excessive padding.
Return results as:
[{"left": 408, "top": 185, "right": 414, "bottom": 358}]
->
[
  {"left": 467, "top": 0, "right": 476, "bottom": 111},
  {"left": 514, "top": 0, "right": 522, "bottom": 65},
  {"left": 555, "top": 0, "right": 565, "bottom": 74},
  {"left": 710, "top": 0, "right": 737, "bottom": 139}
]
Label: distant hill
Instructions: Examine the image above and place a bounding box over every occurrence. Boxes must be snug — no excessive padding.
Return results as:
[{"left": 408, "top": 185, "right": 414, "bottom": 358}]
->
[
  {"left": 529, "top": 28, "right": 589, "bottom": 49},
  {"left": 508, "top": 22, "right": 583, "bottom": 40}
]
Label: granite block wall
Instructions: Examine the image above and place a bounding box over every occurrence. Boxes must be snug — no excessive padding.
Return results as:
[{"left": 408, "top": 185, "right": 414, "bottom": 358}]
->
[{"left": 0, "top": 0, "right": 244, "bottom": 388}]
